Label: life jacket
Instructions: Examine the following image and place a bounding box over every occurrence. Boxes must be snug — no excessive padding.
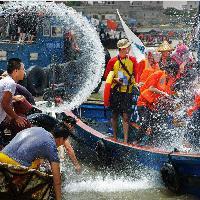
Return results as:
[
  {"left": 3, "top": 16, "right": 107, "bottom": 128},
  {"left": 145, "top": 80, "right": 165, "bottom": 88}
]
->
[
  {"left": 104, "top": 57, "right": 118, "bottom": 80},
  {"left": 137, "top": 94, "right": 153, "bottom": 109},
  {"left": 140, "top": 63, "right": 160, "bottom": 92},
  {"left": 139, "top": 70, "right": 166, "bottom": 105},
  {"left": 104, "top": 71, "right": 114, "bottom": 107},
  {"left": 195, "top": 93, "right": 200, "bottom": 107},
  {"left": 134, "top": 59, "right": 146, "bottom": 83},
  {"left": 140, "top": 69, "right": 165, "bottom": 94},
  {"left": 187, "top": 93, "right": 200, "bottom": 116},
  {"left": 112, "top": 57, "right": 135, "bottom": 93}
]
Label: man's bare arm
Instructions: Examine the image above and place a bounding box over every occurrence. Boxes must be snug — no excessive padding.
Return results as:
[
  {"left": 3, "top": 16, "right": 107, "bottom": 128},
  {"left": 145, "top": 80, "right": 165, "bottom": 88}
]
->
[{"left": 51, "top": 162, "right": 62, "bottom": 200}]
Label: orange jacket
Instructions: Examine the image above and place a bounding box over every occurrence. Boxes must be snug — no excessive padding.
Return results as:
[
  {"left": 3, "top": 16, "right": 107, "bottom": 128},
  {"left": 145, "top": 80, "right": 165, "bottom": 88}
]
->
[
  {"left": 187, "top": 93, "right": 200, "bottom": 116},
  {"left": 133, "top": 59, "right": 145, "bottom": 83},
  {"left": 140, "top": 69, "right": 165, "bottom": 94},
  {"left": 137, "top": 70, "right": 167, "bottom": 108},
  {"left": 140, "top": 63, "right": 160, "bottom": 84}
]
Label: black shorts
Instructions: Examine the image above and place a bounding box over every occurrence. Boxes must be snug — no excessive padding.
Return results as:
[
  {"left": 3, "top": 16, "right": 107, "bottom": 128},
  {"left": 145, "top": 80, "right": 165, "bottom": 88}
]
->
[{"left": 109, "top": 89, "right": 132, "bottom": 114}]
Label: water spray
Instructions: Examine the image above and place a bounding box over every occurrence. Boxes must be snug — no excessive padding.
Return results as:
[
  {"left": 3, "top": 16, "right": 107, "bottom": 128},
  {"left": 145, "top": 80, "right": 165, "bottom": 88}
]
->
[{"left": 2, "top": 2, "right": 105, "bottom": 112}]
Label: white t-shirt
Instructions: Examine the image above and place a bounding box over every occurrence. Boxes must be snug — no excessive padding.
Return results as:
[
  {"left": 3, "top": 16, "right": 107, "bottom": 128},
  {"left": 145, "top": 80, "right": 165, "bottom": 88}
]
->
[{"left": 0, "top": 76, "right": 16, "bottom": 124}]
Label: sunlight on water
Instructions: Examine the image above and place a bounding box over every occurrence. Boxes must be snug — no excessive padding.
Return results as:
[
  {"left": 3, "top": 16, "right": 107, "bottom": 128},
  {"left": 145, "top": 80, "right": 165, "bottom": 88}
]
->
[{"left": 2, "top": 1, "right": 105, "bottom": 112}]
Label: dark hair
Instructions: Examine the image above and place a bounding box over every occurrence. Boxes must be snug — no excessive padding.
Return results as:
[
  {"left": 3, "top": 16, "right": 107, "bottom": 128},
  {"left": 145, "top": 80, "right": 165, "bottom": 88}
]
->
[
  {"left": 52, "top": 122, "right": 70, "bottom": 139},
  {"left": 28, "top": 113, "right": 58, "bottom": 132},
  {"left": 7, "top": 58, "right": 22, "bottom": 74},
  {"left": 56, "top": 112, "right": 77, "bottom": 125},
  {"left": 164, "top": 62, "right": 179, "bottom": 77}
]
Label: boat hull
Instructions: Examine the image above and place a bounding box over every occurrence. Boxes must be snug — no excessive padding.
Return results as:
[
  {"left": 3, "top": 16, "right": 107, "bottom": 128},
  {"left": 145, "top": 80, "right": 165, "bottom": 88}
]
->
[{"left": 69, "top": 102, "right": 200, "bottom": 197}]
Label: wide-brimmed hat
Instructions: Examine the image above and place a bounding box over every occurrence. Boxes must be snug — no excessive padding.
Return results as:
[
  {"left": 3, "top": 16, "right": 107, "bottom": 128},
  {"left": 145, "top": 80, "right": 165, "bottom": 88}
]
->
[
  {"left": 117, "top": 38, "right": 131, "bottom": 49},
  {"left": 157, "top": 40, "right": 174, "bottom": 52}
]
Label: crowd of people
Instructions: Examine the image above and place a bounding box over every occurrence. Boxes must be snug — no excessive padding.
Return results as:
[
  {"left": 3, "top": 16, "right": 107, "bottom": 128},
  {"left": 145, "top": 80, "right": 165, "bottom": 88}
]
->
[
  {"left": 0, "top": 34, "right": 198, "bottom": 200},
  {"left": 0, "top": 58, "right": 81, "bottom": 200},
  {"left": 104, "top": 38, "right": 198, "bottom": 148},
  {"left": 0, "top": 7, "right": 39, "bottom": 43}
]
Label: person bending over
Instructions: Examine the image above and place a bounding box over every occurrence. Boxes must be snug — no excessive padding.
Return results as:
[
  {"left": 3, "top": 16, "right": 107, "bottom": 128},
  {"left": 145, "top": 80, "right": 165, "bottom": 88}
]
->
[
  {"left": 27, "top": 112, "right": 81, "bottom": 173},
  {"left": 0, "top": 124, "right": 69, "bottom": 200}
]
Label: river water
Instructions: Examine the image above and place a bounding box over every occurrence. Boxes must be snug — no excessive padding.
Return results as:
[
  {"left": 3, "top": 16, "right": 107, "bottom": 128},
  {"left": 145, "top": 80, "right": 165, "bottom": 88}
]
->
[{"left": 61, "top": 156, "right": 197, "bottom": 200}]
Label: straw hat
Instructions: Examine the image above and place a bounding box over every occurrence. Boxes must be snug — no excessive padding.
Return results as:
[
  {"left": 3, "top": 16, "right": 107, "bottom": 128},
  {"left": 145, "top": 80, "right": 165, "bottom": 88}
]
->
[
  {"left": 117, "top": 38, "right": 131, "bottom": 49},
  {"left": 157, "top": 40, "right": 174, "bottom": 52}
]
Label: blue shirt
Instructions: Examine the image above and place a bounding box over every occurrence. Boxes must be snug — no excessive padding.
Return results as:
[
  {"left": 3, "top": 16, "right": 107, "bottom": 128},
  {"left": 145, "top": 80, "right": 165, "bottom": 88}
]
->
[{"left": 2, "top": 127, "right": 59, "bottom": 167}]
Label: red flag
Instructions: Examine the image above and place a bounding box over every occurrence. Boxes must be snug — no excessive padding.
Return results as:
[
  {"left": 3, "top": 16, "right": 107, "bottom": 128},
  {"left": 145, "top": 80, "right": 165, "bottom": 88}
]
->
[{"left": 107, "top": 19, "right": 117, "bottom": 30}]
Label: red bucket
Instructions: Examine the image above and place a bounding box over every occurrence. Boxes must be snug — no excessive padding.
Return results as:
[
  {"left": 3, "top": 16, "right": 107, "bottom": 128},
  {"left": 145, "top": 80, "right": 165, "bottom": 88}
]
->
[{"left": 13, "top": 98, "right": 33, "bottom": 115}]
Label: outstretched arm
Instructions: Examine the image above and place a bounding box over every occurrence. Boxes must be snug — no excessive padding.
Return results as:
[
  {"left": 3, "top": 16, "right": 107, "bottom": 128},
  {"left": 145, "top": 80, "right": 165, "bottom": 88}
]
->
[
  {"left": 149, "top": 86, "right": 169, "bottom": 96},
  {"left": 51, "top": 162, "right": 61, "bottom": 200},
  {"left": 2, "top": 91, "right": 27, "bottom": 127},
  {"left": 63, "top": 139, "right": 81, "bottom": 173}
]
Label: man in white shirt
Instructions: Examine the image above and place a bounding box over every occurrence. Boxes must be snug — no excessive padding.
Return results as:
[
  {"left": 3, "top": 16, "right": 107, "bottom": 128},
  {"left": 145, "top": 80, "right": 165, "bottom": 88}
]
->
[{"left": 0, "top": 58, "right": 27, "bottom": 128}]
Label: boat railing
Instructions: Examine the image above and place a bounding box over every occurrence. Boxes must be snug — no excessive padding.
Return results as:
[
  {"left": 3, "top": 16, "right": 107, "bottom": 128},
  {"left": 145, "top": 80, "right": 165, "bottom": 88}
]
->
[{"left": 0, "top": 39, "right": 35, "bottom": 44}]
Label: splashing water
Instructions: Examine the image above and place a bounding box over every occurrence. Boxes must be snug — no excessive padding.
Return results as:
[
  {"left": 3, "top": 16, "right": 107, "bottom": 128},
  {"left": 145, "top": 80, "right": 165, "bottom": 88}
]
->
[
  {"left": 62, "top": 162, "right": 160, "bottom": 195},
  {"left": 2, "top": 2, "right": 105, "bottom": 112},
  {"left": 152, "top": 72, "right": 200, "bottom": 152},
  {"left": 64, "top": 176, "right": 155, "bottom": 193}
]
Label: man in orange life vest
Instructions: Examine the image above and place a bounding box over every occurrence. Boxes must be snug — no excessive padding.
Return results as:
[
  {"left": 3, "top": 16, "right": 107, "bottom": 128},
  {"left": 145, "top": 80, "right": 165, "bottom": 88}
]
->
[
  {"left": 104, "top": 38, "right": 138, "bottom": 143},
  {"left": 139, "top": 48, "right": 161, "bottom": 91},
  {"left": 136, "top": 62, "right": 180, "bottom": 144},
  {"left": 157, "top": 40, "right": 174, "bottom": 68}
]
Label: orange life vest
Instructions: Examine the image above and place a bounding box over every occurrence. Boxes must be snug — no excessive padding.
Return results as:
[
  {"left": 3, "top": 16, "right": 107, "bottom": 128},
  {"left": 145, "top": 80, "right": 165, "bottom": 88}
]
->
[
  {"left": 140, "top": 63, "right": 160, "bottom": 85},
  {"left": 187, "top": 93, "right": 200, "bottom": 116},
  {"left": 140, "top": 69, "right": 165, "bottom": 92},
  {"left": 139, "top": 70, "right": 166, "bottom": 104},
  {"left": 104, "top": 71, "right": 114, "bottom": 107}
]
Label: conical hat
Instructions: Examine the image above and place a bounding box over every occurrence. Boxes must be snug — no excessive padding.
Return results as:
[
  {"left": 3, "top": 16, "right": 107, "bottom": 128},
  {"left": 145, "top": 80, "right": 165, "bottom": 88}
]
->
[{"left": 157, "top": 40, "right": 174, "bottom": 52}]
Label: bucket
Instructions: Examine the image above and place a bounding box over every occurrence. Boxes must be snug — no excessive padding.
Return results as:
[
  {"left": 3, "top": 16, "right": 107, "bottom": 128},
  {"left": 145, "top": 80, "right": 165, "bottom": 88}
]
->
[{"left": 13, "top": 98, "right": 33, "bottom": 115}]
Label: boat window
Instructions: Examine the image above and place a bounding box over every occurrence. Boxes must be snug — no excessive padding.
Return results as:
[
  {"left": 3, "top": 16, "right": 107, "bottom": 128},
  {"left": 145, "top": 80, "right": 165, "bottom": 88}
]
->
[
  {"left": 0, "top": 50, "right": 7, "bottom": 61},
  {"left": 30, "top": 52, "right": 38, "bottom": 60},
  {"left": 43, "top": 19, "right": 50, "bottom": 36},
  {"left": 51, "top": 26, "right": 63, "bottom": 37}
]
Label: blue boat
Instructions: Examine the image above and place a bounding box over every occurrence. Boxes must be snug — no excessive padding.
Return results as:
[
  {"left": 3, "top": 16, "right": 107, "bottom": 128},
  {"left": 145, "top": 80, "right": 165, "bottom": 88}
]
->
[
  {"left": 0, "top": 11, "right": 75, "bottom": 96},
  {"left": 66, "top": 101, "right": 200, "bottom": 197},
  {"left": 0, "top": 14, "right": 65, "bottom": 70}
]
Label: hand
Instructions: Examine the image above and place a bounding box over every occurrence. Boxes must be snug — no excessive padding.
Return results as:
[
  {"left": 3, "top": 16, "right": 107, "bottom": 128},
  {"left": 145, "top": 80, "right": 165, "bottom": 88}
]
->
[
  {"left": 137, "top": 82, "right": 144, "bottom": 87},
  {"left": 145, "top": 127, "right": 152, "bottom": 136},
  {"left": 114, "top": 78, "right": 123, "bottom": 85},
  {"left": 75, "top": 164, "right": 81, "bottom": 174},
  {"left": 15, "top": 116, "right": 27, "bottom": 127},
  {"left": 13, "top": 95, "right": 25, "bottom": 102},
  {"left": 179, "top": 62, "right": 187, "bottom": 73},
  {"left": 161, "top": 91, "right": 169, "bottom": 97}
]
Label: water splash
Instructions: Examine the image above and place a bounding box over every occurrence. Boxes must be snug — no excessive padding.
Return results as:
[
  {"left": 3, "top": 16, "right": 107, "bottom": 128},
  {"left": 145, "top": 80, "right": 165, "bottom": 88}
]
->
[
  {"left": 61, "top": 156, "right": 160, "bottom": 195},
  {"left": 2, "top": 2, "right": 105, "bottom": 112},
  {"left": 64, "top": 176, "right": 155, "bottom": 193},
  {"left": 153, "top": 74, "right": 200, "bottom": 152}
]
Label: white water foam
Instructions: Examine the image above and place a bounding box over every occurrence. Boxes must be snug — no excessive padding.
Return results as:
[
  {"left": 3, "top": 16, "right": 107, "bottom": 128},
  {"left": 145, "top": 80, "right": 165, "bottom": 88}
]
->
[
  {"left": 64, "top": 176, "right": 156, "bottom": 193},
  {"left": 2, "top": 2, "right": 105, "bottom": 112}
]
